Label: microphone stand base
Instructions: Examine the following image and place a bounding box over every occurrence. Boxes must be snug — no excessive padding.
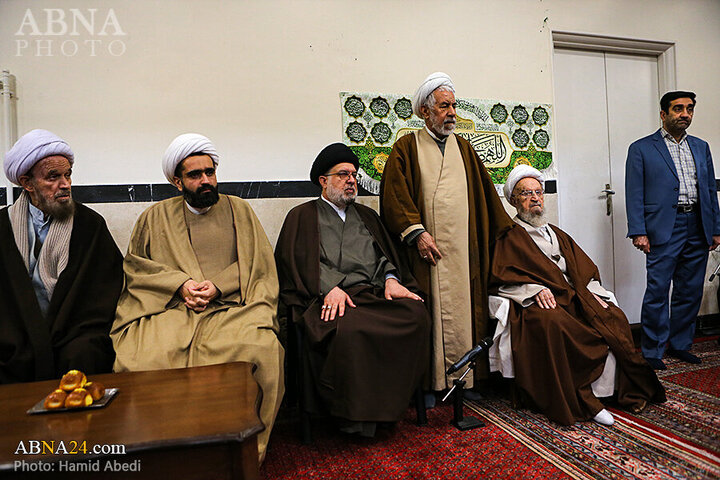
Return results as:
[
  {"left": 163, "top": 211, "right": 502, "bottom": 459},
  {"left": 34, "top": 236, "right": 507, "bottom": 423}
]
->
[
  {"left": 453, "top": 416, "right": 485, "bottom": 431},
  {"left": 450, "top": 376, "right": 485, "bottom": 431}
]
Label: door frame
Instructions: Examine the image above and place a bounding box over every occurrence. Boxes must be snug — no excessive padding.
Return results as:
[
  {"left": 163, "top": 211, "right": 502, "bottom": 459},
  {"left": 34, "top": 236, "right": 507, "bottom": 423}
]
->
[{"left": 551, "top": 31, "right": 676, "bottom": 93}]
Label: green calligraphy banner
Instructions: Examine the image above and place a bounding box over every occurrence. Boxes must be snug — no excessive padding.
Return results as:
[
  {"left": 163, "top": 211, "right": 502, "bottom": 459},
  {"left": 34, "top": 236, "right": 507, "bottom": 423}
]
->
[{"left": 340, "top": 92, "right": 553, "bottom": 194}]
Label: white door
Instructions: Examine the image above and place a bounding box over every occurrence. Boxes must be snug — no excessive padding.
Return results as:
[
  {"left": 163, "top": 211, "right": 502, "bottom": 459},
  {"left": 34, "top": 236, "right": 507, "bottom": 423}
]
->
[{"left": 554, "top": 48, "right": 659, "bottom": 324}]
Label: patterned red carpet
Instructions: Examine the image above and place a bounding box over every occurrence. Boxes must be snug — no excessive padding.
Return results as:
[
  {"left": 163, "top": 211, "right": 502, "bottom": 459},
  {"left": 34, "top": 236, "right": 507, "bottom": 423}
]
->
[
  {"left": 262, "top": 338, "right": 720, "bottom": 479},
  {"left": 637, "top": 338, "right": 719, "bottom": 452},
  {"left": 262, "top": 403, "right": 570, "bottom": 479}
]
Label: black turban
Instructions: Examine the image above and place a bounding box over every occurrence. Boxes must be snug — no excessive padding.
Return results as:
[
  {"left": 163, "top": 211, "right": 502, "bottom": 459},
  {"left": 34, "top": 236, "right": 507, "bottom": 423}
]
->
[{"left": 310, "top": 143, "right": 359, "bottom": 186}]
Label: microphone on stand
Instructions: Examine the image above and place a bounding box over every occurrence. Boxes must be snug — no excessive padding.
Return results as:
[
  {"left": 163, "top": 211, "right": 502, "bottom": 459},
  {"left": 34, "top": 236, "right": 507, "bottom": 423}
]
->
[
  {"left": 442, "top": 337, "right": 493, "bottom": 431},
  {"left": 446, "top": 337, "right": 493, "bottom": 375}
]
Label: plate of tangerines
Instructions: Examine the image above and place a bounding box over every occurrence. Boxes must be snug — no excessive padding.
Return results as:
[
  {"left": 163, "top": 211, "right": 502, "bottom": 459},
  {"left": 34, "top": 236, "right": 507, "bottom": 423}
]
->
[{"left": 27, "top": 370, "right": 119, "bottom": 414}]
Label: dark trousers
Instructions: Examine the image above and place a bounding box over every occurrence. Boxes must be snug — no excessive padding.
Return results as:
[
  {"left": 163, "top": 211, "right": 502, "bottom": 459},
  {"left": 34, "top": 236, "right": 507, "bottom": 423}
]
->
[{"left": 641, "top": 209, "right": 708, "bottom": 358}]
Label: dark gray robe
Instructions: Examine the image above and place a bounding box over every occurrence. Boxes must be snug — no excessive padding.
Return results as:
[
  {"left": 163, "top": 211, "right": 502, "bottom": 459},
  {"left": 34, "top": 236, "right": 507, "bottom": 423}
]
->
[{"left": 276, "top": 199, "right": 430, "bottom": 422}]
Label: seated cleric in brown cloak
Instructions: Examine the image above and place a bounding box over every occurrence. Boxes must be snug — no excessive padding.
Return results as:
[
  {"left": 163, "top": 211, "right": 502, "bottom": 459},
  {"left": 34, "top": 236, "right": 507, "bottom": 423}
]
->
[
  {"left": 275, "top": 143, "right": 430, "bottom": 437},
  {"left": 0, "top": 129, "right": 123, "bottom": 384},
  {"left": 490, "top": 165, "right": 665, "bottom": 426}
]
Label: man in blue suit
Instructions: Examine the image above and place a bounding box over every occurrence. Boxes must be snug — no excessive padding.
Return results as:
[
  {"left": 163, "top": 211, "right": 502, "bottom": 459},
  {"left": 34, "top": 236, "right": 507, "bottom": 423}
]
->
[{"left": 626, "top": 91, "right": 720, "bottom": 370}]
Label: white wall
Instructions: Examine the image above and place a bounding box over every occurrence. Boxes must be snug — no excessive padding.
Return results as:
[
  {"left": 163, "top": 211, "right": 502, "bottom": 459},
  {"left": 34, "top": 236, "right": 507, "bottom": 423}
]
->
[{"left": 2, "top": 0, "right": 717, "bottom": 185}]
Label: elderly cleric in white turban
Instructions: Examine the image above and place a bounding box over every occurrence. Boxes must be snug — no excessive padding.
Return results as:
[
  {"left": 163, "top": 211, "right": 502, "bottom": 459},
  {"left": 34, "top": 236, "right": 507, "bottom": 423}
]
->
[
  {"left": 411, "top": 72, "right": 455, "bottom": 117},
  {"left": 162, "top": 133, "right": 220, "bottom": 183},
  {"left": 4, "top": 129, "right": 74, "bottom": 185},
  {"left": 503, "top": 164, "right": 545, "bottom": 199}
]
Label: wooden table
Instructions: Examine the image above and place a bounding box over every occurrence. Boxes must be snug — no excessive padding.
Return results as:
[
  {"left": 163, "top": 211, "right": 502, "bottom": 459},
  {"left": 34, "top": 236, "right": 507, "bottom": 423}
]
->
[{"left": 0, "top": 362, "right": 263, "bottom": 479}]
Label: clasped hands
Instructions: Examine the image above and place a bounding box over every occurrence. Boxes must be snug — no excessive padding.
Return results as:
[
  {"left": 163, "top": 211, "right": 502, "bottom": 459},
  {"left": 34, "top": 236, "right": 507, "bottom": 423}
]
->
[
  {"left": 533, "top": 287, "right": 608, "bottom": 310},
  {"left": 181, "top": 279, "right": 219, "bottom": 312},
  {"left": 320, "top": 278, "right": 422, "bottom": 322}
]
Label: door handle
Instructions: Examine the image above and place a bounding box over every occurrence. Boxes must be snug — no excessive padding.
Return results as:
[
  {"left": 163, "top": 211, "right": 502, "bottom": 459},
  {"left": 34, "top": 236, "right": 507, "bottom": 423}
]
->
[{"left": 604, "top": 183, "right": 613, "bottom": 216}]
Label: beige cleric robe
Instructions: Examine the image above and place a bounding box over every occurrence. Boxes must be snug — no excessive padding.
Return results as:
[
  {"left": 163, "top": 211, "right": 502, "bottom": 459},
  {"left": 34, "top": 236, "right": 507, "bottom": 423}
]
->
[
  {"left": 415, "top": 130, "right": 473, "bottom": 389},
  {"left": 111, "top": 195, "right": 284, "bottom": 461},
  {"left": 381, "top": 128, "right": 514, "bottom": 390}
]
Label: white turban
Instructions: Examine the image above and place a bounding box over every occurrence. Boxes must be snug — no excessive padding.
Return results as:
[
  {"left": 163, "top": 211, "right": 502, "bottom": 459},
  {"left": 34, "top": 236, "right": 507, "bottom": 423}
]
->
[
  {"left": 162, "top": 133, "right": 219, "bottom": 183},
  {"left": 412, "top": 72, "right": 455, "bottom": 117},
  {"left": 503, "top": 164, "right": 545, "bottom": 199},
  {"left": 4, "top": 129, "right": 74, "bottom": 185}
]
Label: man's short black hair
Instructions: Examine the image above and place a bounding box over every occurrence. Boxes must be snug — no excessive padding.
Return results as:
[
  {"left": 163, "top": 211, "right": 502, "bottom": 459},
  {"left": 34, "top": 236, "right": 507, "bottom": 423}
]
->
[
  {"left": 173, "top": 152, "right": 212, "bottom": 178},
  {"left": 660, "top": 91, "right": 696, "bottom": 113}
]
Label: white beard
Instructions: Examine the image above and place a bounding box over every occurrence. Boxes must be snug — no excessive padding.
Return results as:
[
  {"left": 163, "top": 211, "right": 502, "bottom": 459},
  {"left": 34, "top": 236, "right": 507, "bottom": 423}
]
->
[
  {"left": 517, "top": 208, "right": 548, "bottom": 228},
  {"left": 429, "top": 112, "right": 456, "bottom": 137}
]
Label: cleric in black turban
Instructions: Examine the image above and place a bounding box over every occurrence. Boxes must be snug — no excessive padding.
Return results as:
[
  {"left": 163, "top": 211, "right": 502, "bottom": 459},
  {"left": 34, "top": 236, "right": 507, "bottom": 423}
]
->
[{"left": 310, "top": 143, "right": 359, "bottom": 186}]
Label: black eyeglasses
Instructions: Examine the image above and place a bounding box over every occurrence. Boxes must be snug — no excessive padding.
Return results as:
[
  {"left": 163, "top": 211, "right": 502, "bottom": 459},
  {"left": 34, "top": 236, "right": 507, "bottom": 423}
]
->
[{"left": 323, "top": 171, "right": 358, "bottom": 181}]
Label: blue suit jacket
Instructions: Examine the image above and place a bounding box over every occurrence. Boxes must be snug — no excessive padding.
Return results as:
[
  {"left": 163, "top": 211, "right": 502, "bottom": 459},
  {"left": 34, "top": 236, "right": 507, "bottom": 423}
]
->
[{"left": 625, "top": 129, "right": 720, "bottom": 246}]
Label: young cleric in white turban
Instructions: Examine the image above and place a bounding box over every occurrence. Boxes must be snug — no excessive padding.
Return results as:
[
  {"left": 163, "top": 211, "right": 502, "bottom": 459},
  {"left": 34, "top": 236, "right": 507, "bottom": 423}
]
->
[
  {"left": 111, "top": 133, "right": 284, "bottom": 462},
  {"left": 0, "top": 129, "right": 123, "bottom": 383},
  {"left": 489, "top": 164, "right": 665, "bottom": 427},
  {"left": 380, "top": 72, "right": 515, "bottom": 392},
  {"left": 161, "top": 133, "right": 219, "bottom": 183}
]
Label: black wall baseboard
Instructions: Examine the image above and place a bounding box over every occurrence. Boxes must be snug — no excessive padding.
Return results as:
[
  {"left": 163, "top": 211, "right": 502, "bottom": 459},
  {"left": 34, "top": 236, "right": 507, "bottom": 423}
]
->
[
  {"left": 3, "top": 178, "right": 719, "bottom": 206},
  {"left": 0, "top": 179, "right": 561, "bottom": 206},
  {"left": 0, "top": 181, "right": 328, "bottom": 205}
]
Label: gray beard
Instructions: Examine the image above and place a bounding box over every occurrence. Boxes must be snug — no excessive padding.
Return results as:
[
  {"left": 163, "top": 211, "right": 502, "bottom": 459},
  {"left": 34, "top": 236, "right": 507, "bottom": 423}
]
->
[
  {"left": 34, "top": 194, "right": 75, "bottom": 220},
  {"left": 517, "top": 209, "right": 547, "bottom": 228},
  {"left": 326, "top": 185, "right": 357, "bottom": 207}
]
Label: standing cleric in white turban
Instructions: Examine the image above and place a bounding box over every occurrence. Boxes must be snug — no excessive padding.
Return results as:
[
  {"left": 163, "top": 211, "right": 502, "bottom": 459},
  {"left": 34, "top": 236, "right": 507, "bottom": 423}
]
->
[
  {"left": 489, "top": 164, "right": 665, "bottom": 426},
  {"left": 111, "top": 133, "right": 284, "bottom": 462},
  {"left": 0, "top": 129, "right": 123, "bottom": 384},
  {"left": 380, "top": 72, "right": 515, "bottom": 392}
]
